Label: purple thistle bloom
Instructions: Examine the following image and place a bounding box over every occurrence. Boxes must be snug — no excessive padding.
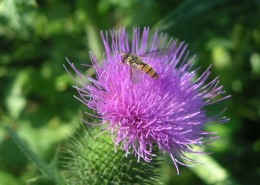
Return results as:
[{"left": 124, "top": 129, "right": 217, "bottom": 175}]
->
[{"left": 67, "top": 27, "right": 230, "bottom": 174}]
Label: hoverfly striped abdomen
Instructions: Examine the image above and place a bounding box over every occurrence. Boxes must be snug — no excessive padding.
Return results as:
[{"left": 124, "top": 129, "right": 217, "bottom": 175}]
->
[{"left": 137, "top": 63, "right": 159, "bottom": 79}]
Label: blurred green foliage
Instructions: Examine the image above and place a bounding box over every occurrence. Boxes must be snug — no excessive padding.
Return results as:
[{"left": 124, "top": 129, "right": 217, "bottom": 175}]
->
[{"left": 0, "top": 0, "right": 259, "bottom": 184}]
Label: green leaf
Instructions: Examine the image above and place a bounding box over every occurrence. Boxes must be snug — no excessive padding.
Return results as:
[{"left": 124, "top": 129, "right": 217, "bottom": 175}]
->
[{"left": 0, "top": 170, "right": 21, "bottom": 185}]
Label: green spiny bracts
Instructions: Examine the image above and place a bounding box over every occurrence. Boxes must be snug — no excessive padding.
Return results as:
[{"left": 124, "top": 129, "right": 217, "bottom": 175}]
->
[{"left": 60, "top": 124, "right": 163, "bottom": 185}]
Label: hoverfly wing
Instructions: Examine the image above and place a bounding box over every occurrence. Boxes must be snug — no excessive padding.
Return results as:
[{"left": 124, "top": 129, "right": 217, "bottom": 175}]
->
[
  {"left": 130, "top": 65, "right": 143, "bottom": 84},
  {"left": 138, "top": 48, "right": 169, "bottom": 58}
]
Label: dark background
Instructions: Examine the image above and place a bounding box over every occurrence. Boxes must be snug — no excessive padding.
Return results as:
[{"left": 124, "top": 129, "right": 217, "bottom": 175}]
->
[{"left": 0, "top": 0, "right": 259, "bottom": 184}]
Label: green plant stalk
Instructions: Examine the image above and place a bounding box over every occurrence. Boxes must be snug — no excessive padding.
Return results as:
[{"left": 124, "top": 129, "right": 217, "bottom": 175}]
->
[
  {"left": 1, "top": 124, "right": 63, "bottom": 184},
  {"left": 80, "top": 0, "right": 103, "bottom": 59},
  {"left": 188, "top": 154, "right": 240, "bottom": 185}
]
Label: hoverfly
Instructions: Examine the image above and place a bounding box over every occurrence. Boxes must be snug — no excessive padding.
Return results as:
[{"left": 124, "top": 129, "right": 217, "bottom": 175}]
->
[{"left": 121, "top": 50, "right": 166, "bottom": 82}]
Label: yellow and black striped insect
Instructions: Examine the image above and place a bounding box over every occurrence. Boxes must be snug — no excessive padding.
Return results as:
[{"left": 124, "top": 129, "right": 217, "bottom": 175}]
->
[{"left": 121, "top": 52, "right": 159, "bottom": 82}]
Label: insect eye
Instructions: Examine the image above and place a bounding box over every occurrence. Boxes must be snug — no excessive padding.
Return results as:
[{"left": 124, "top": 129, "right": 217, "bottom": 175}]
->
[{"left": 121, "top": 53, "right": 128, "bottom": 62}]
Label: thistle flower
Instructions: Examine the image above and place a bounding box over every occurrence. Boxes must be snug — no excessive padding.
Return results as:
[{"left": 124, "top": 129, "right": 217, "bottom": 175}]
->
[{"left": 67, "top": 27, "right": 229, "bottom": 174}]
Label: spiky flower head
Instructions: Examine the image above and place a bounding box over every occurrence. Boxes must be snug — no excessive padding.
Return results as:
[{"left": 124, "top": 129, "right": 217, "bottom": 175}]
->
[{"left": 67, "top": 27, "right": 229, "bottom": 174}]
